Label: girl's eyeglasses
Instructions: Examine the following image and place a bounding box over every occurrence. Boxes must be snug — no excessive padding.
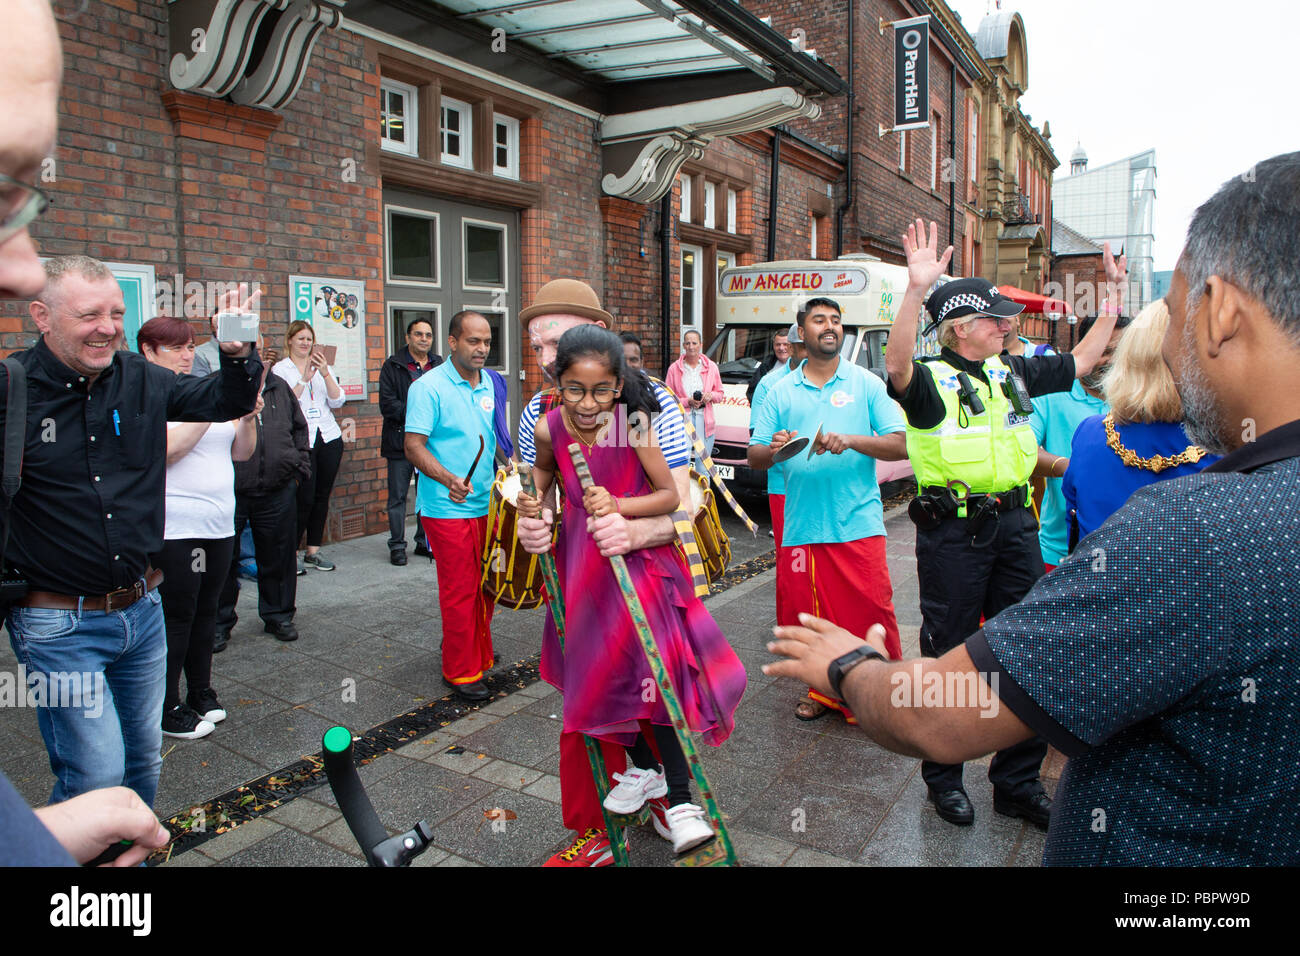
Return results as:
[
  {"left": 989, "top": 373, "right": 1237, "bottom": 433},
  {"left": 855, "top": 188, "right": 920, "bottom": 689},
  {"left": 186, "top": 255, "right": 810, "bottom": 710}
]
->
[
  {"left": 559, "top": 384, "right": 618, "bottom": 402},
  {"left": 0, "top": 173, "right": 51, "bottom": 245}
]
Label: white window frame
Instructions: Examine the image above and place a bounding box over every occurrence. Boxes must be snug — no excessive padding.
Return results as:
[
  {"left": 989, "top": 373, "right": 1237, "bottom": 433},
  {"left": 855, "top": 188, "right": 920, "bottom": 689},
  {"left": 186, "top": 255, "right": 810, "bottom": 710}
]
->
[
  {"left": 703, "top": 181, "right": 716, "bottom": 229},
  {"left": 492, "top": 113, "right": 520, "bottom": 180},
  {"left": 380, "top": 79, "right": 419, "bottom": 157},
  {"left": 679, "top": 174, "right": 692, "bottom": 222},
  {"left": 968, "top": 102, "right": 979, "bottom": 185},
  {"left": 898, "top": 130, "right": 907, "bottom": 172},
  {"left": 385, "top": 204, "right": 441, "bottom": 288},
  {"left": 387, "top": 302, "right": 442, "bottom": 359},
  {"left": 680, "top": 242, "right": 704, "bottom": 336},
  {"left": 461, "top": 217, "right": 509, "bottom": 294},
  {"left": 810, "top": 216, "right": 819, "bottom": 258},
  {"left": 726, "top": 187, "right": 737, "bottom": 233},
  {"left": 468, "top": 305, "right": 511, "bottom": 377},
  {"left": 440, "top": 95, "right": 473, "bottom": 169}
]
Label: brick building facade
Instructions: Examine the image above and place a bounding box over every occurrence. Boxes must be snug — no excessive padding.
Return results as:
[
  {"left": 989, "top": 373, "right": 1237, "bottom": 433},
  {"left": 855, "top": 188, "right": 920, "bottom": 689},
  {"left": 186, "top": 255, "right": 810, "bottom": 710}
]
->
[{"left": 8, "top": 0, "right": 1063, "bottom": 544}]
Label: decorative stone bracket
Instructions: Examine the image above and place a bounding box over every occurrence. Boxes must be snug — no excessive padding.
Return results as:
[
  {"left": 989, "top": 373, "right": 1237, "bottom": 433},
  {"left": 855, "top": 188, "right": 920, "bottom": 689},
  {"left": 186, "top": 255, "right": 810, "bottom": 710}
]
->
[
  {"left": 601, "top": 87, "right": 821, "bottom": 203},
  {"left": 168, "top": 0, "right": 346, "bottom": 111}
]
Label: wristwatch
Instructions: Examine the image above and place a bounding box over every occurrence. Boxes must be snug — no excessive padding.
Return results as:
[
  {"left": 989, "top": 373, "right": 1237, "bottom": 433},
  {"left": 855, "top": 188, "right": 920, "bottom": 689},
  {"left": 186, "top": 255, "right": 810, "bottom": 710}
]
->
[{"left": 827, "top": 645, "right": 887, "bottom": 700}]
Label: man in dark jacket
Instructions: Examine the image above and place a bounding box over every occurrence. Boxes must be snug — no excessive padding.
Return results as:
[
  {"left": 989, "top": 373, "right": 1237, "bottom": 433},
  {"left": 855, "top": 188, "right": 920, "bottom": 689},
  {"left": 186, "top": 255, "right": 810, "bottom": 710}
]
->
[
  {"left": 215, "top": 336, "right": 312, "bottom": 647},
  {"left": 379, "top": 317, "right": 442, "bottom": 565}
]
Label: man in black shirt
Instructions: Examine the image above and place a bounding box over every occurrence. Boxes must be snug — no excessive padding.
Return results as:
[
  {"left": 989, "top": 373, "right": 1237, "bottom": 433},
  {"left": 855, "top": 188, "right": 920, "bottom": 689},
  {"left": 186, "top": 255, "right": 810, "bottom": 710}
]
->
[
  {"left": 2, "top": 255, "right": 260, "bottom": 807},
  {"left": 379, "top": 316, "right": 442, "bottom": 565}
]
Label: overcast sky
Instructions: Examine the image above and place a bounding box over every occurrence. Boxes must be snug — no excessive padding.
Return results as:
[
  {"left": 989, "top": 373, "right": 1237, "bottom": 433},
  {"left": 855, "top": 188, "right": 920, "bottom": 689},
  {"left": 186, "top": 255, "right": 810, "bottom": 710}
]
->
[{"left": 946, "top": 0, "right": 1299, "bottom": 271}]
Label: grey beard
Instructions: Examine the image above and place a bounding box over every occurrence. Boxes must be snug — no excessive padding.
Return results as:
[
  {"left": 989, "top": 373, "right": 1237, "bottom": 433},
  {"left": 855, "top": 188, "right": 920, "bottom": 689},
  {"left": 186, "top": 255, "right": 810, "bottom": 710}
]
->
[{"left": 1176, "top": 326, "right": 1234, "bottom": 456}]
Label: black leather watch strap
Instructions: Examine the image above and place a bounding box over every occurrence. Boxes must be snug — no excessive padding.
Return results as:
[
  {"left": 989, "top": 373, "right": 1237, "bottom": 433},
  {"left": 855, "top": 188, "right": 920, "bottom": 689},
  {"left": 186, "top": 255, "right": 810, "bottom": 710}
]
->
[{"left": 827, "top": 645, "right": 887, "bottom": 700}]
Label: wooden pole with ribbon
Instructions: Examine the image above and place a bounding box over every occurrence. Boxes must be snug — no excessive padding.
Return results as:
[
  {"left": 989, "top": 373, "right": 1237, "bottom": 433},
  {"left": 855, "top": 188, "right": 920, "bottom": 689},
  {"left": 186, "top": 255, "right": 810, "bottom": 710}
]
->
[{"left": 516, "top": 464, "right": 635, "bottom": 866}]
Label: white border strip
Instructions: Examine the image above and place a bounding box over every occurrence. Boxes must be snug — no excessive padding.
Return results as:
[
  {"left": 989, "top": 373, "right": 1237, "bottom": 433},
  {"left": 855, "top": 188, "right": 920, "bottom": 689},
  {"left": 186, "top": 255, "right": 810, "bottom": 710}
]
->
[{"left": 342, "top": 18, "right": 605, "bottom": 122}]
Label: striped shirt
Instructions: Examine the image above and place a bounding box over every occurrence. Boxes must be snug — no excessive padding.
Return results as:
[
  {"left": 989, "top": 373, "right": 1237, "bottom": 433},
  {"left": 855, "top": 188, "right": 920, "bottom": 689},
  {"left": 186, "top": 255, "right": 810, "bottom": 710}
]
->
[{"left": 518, "top": 380, "right": 690, "bottom": 469}]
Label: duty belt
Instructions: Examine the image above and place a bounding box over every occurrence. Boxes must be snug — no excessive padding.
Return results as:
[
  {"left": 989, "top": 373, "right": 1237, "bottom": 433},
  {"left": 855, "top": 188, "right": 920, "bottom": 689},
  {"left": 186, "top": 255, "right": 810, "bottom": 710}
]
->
[{"left": 921, "top": 484, "right": 1029, "bottom": 513}]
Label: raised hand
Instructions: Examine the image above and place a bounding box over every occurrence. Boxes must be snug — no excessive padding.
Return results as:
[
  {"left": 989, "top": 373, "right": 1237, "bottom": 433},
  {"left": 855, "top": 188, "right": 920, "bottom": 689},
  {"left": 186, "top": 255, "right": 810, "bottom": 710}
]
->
[
  {"left": 1102, "top": 242, "right": 1128, "bottom": 312},
  {"left": 902, "top": 218, "right": 954, "bottom": 292},
  {"left": 214, "top": 282, "right": 262, "bottom": 356}
]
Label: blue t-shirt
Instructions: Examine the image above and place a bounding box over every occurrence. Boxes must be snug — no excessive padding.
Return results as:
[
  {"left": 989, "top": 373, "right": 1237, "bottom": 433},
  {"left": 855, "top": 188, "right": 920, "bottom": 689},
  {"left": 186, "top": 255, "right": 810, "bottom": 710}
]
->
[
  {"left": 751, "top": 359, "right": 905, "bottom": 546},
  {"left": 749, "top": 361, "right": 794, "bottom": 496},
  {"left": 968, "top": 436, "right": 1300, "bottom": 865},
  {"left": 1064, "top": 417, "right": 1219, "bottom": 544},
  {"left": 404, "top": 361, "right": 497, "bottom": 519},
  {"left": 1030, "top": 380, "right": 1108, "bottom": 564}
]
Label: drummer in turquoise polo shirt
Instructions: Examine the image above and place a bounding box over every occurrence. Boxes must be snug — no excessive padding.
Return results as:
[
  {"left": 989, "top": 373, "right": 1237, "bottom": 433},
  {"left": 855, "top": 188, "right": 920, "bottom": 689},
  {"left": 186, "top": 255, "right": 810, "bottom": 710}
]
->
[
  {"left": 404, "top": 311, "right": 498, "bottom": 701},
  {"left": 1029, "top": 311, "right": 1130, "bottom": 570},
  {"left": 749, "top": 297, "right": 908, "bottom": 722}
]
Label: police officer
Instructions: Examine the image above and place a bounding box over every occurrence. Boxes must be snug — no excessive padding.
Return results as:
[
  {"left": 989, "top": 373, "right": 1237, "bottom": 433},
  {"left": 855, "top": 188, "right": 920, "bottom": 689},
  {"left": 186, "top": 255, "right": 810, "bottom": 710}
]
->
[{"left": 884, "top": 219, "right": 1125, "bottom": 828}]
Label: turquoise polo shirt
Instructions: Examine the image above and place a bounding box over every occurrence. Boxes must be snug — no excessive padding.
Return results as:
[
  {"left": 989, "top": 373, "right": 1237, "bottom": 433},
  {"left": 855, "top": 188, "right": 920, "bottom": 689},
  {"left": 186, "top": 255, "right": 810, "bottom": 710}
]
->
[
  {"left": 750, "top": 361, "right": 795, "bottom": 496},
  {"left": 1030, "top": 380, "right": 1108, "bottom": 565},
  {"left": 405, "top": 360, "right": 497, "bottom": 519},
  {"left": 751, "top": 358, "right": 906, "bottom": 547}
]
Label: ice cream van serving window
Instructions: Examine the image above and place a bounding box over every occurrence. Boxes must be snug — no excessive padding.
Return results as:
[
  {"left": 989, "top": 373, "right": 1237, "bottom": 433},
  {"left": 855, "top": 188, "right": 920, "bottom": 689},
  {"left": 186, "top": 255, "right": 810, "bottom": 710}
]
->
[{"left": 380, "top": 79, "right": 418, "bottom": 158}]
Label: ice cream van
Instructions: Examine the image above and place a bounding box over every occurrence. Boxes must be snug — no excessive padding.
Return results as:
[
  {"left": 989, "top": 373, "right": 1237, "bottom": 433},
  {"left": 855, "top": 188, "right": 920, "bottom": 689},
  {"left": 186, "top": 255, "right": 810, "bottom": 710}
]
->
[{"left": 705, "top": 255, "right": 934, "bottom": 492}]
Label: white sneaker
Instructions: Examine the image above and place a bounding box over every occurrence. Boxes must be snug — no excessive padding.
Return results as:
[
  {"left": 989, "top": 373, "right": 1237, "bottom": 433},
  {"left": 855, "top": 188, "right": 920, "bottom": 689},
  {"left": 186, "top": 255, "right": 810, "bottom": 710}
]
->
[
  {"left": 602, "top": 767, "right": 668, "bottom": 814},
  {"left": 664, "top": 802, "right": 714, "bottom": 854}
]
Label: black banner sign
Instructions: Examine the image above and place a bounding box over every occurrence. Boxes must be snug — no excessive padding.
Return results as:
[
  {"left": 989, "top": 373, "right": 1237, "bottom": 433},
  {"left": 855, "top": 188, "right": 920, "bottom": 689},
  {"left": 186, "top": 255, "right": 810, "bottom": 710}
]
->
[{"left": 892, "top": 16, "right": 930, "bottom": 131}]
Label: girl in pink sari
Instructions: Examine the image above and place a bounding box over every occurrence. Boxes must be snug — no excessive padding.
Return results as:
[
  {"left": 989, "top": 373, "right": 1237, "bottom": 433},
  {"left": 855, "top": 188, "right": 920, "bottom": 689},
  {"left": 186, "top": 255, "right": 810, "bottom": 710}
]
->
[{"left": 518, "top": 325, "right": 745, "bottom": 854}]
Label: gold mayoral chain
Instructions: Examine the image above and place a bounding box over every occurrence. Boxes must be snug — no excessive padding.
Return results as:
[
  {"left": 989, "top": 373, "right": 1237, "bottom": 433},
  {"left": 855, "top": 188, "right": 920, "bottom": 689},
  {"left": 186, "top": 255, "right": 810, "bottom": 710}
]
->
[{"left": 1103, "top": 413, "right": 1207, "bottom": 473}]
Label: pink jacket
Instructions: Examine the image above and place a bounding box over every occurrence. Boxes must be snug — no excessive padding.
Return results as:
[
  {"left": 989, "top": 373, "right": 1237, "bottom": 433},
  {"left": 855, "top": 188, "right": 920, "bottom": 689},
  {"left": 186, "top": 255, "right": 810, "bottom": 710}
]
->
[{"left": 665, "top": 354, "right": 724, "bottom": 437}]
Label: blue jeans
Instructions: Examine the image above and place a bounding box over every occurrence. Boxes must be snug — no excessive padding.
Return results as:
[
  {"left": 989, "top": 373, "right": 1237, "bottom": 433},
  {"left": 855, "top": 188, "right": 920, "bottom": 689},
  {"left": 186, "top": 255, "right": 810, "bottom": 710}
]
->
[{"left": 7, "top": 589, "right": 167, "bottom": 807}]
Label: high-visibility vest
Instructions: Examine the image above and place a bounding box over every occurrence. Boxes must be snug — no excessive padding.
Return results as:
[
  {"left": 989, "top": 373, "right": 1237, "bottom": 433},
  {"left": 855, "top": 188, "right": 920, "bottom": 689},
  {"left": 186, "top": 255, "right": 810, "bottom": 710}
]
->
[{"left": 905, "top": 356, "right": 1037, "bottom": 494}]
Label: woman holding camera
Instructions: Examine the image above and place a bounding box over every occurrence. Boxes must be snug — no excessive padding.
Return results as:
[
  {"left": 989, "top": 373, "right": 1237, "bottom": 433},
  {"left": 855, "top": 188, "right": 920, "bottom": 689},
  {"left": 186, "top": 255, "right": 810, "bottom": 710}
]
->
[
  {"left": 274, "top": 321, "right": 345, "bottom": 573},
  {"left": 140, "top": 316, "right": 259, "bottom": 739},
  {"left": 665, "top": 329, "right": 723, "bottom": 471}
]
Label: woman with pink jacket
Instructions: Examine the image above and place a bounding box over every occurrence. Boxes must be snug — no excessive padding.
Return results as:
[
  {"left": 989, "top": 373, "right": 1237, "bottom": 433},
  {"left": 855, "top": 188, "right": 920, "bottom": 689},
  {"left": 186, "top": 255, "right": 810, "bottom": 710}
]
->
[{"left": 665, "top": 329, "right": 724, "bottom": 471}]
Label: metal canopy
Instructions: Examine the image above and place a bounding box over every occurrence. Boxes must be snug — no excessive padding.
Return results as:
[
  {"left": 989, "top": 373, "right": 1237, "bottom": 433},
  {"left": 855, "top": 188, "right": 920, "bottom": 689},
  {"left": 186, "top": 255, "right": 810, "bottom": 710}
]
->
[{"left": 434, "top": 0, "right": 797, "bottom": 84}]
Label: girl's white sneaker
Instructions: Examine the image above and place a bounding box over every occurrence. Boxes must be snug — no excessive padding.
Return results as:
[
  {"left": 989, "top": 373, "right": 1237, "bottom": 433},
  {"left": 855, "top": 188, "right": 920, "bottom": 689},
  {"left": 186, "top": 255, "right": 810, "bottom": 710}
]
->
[
  {"left": 602, "top": 767, "right": 668, "bottom": 814},
  {"left": 664, "top": 802, "right": 714, "bottom": 854}
]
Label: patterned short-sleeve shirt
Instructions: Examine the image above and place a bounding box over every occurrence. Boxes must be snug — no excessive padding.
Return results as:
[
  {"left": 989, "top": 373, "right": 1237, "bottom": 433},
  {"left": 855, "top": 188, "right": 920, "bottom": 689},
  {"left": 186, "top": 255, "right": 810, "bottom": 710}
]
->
[{"left": 967, "top": 420, "right": 1300, "bottom": 865}]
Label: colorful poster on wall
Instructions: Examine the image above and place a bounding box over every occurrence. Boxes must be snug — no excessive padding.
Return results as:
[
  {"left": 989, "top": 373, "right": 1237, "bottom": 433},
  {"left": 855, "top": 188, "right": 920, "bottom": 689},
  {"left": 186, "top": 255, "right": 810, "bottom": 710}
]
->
[{"left": 289, "top": 274, "right": 367, "bottom": 400}]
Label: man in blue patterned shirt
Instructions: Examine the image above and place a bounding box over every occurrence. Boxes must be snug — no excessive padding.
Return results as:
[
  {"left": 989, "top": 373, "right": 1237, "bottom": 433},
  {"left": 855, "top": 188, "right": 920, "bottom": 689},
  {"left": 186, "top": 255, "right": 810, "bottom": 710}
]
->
[{"left": 765, "top": 152, "right": 1300, "bottom": 864}]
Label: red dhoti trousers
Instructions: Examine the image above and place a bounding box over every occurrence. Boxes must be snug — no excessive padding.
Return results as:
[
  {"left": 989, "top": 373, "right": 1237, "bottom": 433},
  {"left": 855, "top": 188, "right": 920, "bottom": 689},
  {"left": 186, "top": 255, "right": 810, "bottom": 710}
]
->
[
  {"left": 421, "top": 515, "right": 495, "bottom": 684},
  {"left": 769, "top": 493, "right": 798, "bottom": 627},
  {"left": 780, "top": 535, "right": 902, "bottom": 720}
]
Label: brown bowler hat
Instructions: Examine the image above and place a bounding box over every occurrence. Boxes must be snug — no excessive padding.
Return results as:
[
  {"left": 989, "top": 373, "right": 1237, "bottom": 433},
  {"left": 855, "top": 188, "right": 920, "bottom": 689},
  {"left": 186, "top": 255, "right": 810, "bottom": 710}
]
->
[{"left": 519, "top": 278, "right": 614, "bottom": 327}]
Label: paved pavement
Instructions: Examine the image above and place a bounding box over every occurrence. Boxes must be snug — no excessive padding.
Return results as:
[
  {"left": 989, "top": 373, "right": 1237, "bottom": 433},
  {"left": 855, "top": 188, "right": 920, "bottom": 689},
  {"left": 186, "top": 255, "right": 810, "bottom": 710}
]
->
[{"left": 1, "top": 496, "right": 1056, "bottom": 867}]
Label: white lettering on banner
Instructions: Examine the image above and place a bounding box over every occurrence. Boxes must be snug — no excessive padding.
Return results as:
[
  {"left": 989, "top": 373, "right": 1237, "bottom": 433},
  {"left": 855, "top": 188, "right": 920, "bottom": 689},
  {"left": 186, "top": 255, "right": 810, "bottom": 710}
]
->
[
  {"left": 720, "top": 269, "right": 869, "bottom": 296},
  {"left": 902, "top": 47, "right": 920, "bottom": 121}
]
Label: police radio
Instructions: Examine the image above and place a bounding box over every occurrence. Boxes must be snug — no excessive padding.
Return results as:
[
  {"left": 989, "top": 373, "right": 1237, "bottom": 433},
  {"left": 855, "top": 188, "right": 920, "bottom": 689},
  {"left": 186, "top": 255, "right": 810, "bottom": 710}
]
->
[{"left": 1002, "top": 373, "right": 1034, "bottom": 416}]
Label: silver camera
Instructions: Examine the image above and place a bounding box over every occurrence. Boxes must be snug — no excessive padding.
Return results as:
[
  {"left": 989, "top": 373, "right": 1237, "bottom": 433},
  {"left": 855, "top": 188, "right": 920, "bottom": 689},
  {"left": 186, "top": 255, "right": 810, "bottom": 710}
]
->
[{"left": 216, "top": 311, "right": 260, "bottom": 343}]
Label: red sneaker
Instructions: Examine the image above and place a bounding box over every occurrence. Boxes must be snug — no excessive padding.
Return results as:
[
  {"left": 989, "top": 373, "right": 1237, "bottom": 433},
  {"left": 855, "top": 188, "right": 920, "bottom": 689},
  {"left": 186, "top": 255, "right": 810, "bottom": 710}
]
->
[{"left": 542, "top": 828, "right": 614, "bottom": 867}]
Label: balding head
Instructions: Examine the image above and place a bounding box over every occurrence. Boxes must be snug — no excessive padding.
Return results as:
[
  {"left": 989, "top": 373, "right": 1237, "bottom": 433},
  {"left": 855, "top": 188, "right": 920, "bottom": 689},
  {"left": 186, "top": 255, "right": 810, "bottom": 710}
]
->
[{"left": 0, "top": 0, "right": 61, "bottom": 300}]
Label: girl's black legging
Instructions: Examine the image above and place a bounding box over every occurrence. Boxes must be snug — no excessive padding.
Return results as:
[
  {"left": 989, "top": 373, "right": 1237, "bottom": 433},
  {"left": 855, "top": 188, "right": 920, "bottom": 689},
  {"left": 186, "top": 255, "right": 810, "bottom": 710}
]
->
[
  {"left": 156, "top": 535, "right": 236, "bottom": 710},
  {"left": 297, "top": 433, "right": 344, "bottom": 549},
  {"left": 626, "top": 723, "right": 691, "bottom": 808}
]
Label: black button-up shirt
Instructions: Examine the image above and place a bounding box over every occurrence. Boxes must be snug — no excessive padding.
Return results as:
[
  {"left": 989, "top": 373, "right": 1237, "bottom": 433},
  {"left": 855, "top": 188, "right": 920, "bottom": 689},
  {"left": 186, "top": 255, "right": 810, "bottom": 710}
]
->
[{"left": 0, "top": 338, "right": 262, "bottom": 595}]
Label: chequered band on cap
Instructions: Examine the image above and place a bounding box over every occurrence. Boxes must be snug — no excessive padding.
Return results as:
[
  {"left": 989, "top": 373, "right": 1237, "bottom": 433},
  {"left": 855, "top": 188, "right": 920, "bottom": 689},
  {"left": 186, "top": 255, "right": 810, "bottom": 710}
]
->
[{"left": 936, "top": 291, "right": 995, "bottom": 324}]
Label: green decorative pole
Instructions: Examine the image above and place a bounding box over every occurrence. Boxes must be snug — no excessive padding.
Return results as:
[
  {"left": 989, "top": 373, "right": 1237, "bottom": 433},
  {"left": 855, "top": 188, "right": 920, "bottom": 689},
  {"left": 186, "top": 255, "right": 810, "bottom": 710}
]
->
[
  {"left": 517, "top": 464, "right": 633, "bottom": 867},
  {"left": 565, "top": 445, "right": 736, "bottom": 867}
]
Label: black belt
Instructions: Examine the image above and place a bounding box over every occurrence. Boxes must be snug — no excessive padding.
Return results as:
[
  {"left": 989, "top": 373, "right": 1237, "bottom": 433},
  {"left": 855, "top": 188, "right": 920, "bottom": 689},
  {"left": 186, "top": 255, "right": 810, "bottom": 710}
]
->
[{"left": 921, "top": 484, "right": 1029, "bottom": 513}]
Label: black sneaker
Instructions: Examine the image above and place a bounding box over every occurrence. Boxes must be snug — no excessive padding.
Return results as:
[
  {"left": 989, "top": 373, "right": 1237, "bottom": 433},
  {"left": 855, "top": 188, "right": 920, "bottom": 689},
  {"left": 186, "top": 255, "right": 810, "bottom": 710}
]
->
[
  {"left": 162, "top": 703, "right": 215, "bottom": 740},
  {"left": 187, "top": 687, "right": 227, "bottom": 724}
]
